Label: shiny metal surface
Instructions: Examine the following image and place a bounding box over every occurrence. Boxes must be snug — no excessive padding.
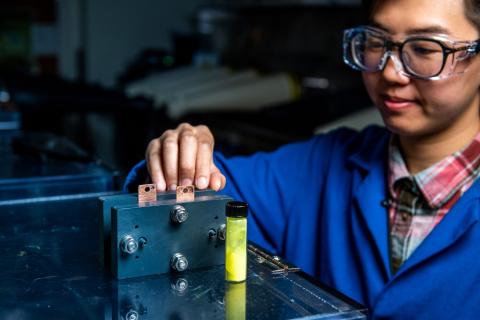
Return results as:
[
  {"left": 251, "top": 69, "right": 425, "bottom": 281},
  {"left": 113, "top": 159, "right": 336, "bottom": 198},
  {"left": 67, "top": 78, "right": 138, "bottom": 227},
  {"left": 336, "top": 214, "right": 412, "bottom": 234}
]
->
[
  {"left": 170, "top": 253, "right": 189, "bottom": 272},
  {"left": 0, "top": 193, "right": 367, "bottom": 320},
  {"left": 120, "top": 236, "right": 139, "bottom": 255},
  {"left": 170, "top": 205, "right": 189, "bottom": 224},
  {"left": 217, "top": 223, "right": 226, "bottom": 241}
]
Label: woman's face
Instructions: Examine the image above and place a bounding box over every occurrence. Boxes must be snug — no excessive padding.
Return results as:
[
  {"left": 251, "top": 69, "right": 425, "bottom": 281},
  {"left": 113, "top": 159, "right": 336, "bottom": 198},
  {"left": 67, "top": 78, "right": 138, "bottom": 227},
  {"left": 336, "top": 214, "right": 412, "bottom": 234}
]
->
[{"left": 362, "top": 0, "right": 480, "bottom": 140}]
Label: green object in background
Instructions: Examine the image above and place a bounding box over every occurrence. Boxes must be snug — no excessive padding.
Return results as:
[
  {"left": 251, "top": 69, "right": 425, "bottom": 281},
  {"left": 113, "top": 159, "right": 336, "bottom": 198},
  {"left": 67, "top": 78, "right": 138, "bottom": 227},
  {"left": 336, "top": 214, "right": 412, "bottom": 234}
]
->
[
  {"left": 162, "top": 55, "right": 174, "bottom": 67},
  {"left": 0, "top": 18, "right": 31, "bottom": 71}
]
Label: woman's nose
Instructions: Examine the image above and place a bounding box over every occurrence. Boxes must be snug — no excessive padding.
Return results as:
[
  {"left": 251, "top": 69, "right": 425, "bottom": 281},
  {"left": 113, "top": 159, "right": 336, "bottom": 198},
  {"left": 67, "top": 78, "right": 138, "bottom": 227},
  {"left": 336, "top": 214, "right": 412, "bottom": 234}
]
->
[{"left": 381, "top": 54, "right": 411, "bottom": 84}]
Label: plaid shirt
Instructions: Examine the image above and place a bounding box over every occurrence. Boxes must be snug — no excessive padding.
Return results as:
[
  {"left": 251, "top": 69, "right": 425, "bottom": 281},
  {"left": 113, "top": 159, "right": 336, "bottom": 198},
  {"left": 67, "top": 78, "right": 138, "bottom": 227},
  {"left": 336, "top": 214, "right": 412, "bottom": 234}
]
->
[{"left": 388, "top": 132, "right": 480, "bottom": 273}]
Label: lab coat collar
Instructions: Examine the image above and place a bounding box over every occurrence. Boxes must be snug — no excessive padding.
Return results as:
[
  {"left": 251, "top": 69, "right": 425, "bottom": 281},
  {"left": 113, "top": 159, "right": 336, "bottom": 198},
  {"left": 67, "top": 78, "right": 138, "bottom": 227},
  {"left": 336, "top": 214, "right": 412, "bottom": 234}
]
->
[
  {"left": 347, "top": 127, "right": 391, "bottom": 173},
  {"left": 393, "top": 179, "right": 480, "bottom": 278},
  {"left": 347, "top": 127, "right": 480, "bottom": 281},
  {"left": 349, "top": 135, "right": 392, "bottom": 280}
]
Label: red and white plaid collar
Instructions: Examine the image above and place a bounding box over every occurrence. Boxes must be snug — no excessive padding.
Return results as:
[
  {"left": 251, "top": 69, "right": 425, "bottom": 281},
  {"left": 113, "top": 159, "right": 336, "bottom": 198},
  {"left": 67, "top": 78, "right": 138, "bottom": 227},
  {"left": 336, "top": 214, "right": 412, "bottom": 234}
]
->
[{"left": 388, "top": 132, "right": 480, "bottom": 208}]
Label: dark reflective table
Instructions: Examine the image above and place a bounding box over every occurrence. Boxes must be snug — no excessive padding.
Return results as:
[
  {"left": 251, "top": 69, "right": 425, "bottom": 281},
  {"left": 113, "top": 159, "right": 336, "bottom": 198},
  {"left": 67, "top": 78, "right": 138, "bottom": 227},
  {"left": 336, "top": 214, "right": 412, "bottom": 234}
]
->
[
  {"left": 0, "top": 193, "right": 367, "bottom": 320},
  {"left": 0, "top": 132, "right": 118, "bottom": 201}
]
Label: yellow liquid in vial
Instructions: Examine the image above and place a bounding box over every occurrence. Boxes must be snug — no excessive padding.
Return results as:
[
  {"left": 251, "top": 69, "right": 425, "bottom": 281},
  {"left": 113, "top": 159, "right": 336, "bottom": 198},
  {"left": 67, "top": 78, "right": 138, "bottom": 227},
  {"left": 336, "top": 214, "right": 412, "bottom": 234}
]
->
[{"left": 226, "top": 217, "right": 247, "bottom": 282}]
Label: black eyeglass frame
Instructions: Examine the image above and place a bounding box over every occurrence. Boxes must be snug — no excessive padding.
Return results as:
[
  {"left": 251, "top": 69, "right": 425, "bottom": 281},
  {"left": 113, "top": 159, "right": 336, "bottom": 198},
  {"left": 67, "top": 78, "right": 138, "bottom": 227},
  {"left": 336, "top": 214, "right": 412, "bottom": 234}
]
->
[{"left": 343, "top": 26, "right": 480, "bottom": 80}]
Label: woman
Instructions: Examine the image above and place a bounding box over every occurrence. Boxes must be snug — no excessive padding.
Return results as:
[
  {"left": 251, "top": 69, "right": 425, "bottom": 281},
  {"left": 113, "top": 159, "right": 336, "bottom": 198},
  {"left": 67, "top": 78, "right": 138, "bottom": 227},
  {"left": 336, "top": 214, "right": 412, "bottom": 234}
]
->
[{"left": 126, "top": 0, "right": 480, "bottom": 318}]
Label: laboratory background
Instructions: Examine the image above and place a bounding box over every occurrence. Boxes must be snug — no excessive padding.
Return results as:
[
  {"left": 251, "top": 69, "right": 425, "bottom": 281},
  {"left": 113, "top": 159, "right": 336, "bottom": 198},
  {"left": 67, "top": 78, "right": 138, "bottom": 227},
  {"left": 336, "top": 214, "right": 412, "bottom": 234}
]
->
[
  {"left": 0, "top": 1, "right": 376, "bottom": 319},
  {"left": 0, "top": 0, "right": 378, "bottom": 173}
]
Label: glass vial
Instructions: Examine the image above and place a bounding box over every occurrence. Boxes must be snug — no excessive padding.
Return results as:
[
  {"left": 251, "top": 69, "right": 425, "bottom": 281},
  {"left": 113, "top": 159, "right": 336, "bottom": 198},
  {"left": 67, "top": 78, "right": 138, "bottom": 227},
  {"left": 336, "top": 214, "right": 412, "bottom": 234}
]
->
[{"left": 225, "top": 201, "right": 248, "bottom": 282}]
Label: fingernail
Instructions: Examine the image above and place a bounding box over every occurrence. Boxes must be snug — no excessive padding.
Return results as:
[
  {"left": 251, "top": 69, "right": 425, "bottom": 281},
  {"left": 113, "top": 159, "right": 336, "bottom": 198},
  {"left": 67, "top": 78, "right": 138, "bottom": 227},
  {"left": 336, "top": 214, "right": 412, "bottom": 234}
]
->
[
  {"left": 181, "top": 179, "right": 192, "bottom": 186},
  {"left": 168, "top": 184, "right": 177, "bottom": 191},
  {"left": 156, "top": 182, "right": 166, "bottom": 191},
  {"left": 196, "top": 176, "right": 208, "bottom": 189},
  {"left": 212, "top": 179, "right": 221, "bottom": 191}
]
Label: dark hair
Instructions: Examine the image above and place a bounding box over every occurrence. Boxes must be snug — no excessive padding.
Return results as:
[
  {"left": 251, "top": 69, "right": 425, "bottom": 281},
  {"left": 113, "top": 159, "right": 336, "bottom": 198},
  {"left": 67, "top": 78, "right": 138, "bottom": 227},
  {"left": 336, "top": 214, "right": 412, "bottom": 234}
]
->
[
  {"left": 465, "top": 0, "right": 480, "bottom": 31},
  {"left": 362, "top": 0, "right": 480, "bottom": 31},
  {"left": 360, "top": 0, "right": 379, "bottom": 21}
]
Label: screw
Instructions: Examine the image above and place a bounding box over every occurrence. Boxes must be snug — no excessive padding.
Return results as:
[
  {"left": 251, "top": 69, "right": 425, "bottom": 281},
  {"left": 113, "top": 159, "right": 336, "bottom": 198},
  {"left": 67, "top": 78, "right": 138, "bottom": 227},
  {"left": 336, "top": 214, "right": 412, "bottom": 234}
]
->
[
  {"left": 139, "top": 237, "right": 148, "bottom": 248},
  {"left": 120, "top": 236, "right": 138, "bottom": 254},
  {"left": 208, "top": 228, "right": 217, "bottom": 238},
  {"left": 217, "top": 224, "right": 226, "bottom": 241},
  {"left": 170, "top": 253, "right": 189, "bottom": 272},
  {"left": 170, "top": 205, "right": 189, "bottom": 224}
]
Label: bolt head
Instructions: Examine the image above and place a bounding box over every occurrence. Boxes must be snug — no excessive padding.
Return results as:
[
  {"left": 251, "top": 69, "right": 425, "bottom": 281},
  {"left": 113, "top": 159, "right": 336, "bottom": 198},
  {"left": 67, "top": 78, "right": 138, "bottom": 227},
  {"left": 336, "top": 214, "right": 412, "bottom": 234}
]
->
[
  {"left": 126, "top": 240, "right": 138, "bottom": 253},
  {"left": 125, "top": 310, "right": 139, "bottom": 320},
  {"left": 121, "top": 236, "right": 139, "bottom": 254},
  {"left": 176, "top": 259, "right": 187, "bottom": 270},
  {"left": 171, "top": 253, "right": 188, "bottom": 271},
  {"left": 217, "top": 224, "right": 226, "bottom": 241},
  {"left": 171, "top": 205, "right": 189, "bottom": 223},
  {"left": 176, "top": 210, "right": 188, "bottom": 222}
]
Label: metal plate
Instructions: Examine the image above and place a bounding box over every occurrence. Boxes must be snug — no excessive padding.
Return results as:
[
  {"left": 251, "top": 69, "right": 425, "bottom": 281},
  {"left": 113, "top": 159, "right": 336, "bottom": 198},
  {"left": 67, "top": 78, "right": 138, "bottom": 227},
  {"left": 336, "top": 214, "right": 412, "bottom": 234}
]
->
[
  {"left": 111, "top": 194, "right": 232, "bottom": 279},
  {"left": 176, "top": 185, "right": 195, "bottom": 202},
  {"left": 98, "top": 189, "right": 216, "bottom": 267},
  {"left": 138, "top": 184, "right": 156, "bottom": 204}
]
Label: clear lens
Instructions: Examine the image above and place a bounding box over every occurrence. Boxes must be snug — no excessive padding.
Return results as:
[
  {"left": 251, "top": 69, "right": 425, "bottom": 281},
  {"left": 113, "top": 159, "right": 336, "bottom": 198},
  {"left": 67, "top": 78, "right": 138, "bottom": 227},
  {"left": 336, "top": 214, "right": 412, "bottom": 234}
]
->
[
  {"left": 355, "top": 32, "right": 386, "bottom": 71},
  {"left": 344, "top": 28, "right": 448, "bottom": 79},
  {"left": 402, "top": 39, "right": 444, "bottom": 77},
  {"left": 344, "top": 29, "right": 385, "bottom": 72}
]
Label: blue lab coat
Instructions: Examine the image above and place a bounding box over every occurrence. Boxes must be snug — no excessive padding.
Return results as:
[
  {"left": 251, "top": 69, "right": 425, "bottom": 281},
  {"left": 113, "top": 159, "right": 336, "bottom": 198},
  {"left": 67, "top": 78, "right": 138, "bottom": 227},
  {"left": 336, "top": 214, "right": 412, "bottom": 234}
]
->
[{"left": 125, "top": 126, "right": 480, "bottom": 319}]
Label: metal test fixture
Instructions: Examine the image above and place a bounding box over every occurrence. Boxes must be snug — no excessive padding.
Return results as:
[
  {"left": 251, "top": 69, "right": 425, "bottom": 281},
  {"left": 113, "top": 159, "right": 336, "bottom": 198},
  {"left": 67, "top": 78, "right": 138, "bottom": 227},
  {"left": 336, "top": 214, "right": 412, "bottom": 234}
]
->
[
  {"left": 97, "top": 187, "right": 368, "bottom": 319},
  {"left": 100, "top": 187, "right": 232, "bottom": 279}
]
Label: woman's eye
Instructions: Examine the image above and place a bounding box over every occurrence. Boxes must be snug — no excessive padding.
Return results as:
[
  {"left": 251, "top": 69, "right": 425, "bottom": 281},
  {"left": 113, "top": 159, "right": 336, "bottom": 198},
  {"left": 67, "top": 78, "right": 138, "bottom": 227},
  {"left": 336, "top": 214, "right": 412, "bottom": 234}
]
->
[
  {"left": 412, "top": 46, "right": 437, "bottom": 55},
  {"left": 365, "top": 40, "right": 384, "bottom": 50},
  {"left": 408, "top": 41, "right": 443, "bottom": 56}
]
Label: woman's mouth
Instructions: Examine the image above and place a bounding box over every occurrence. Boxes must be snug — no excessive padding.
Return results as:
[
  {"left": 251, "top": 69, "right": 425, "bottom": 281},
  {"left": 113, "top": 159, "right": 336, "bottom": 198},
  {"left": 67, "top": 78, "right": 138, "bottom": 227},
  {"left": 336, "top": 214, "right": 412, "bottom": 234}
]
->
[{"left": 382, "top": 95, "right": 418, "bottom": 110}]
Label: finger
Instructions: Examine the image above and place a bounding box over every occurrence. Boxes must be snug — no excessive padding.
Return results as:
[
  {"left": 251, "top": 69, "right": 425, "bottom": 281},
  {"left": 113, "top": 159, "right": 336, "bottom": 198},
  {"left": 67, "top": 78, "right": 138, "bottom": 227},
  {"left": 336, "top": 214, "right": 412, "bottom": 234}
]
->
[
  {"left": 161, "top": 130, "right": 179, "bottom": 190},
  {"left": 146, "top": 139, "right": 166, "bottom": 191},
  {"left": 178, "top": 128, "right": 198, "bottom": 186},
  {"left": 194, "top": 133, "right": 214, "bottom": 189},
  {"left": 209, "top": 164, "right": 226, "bottom": 191}
]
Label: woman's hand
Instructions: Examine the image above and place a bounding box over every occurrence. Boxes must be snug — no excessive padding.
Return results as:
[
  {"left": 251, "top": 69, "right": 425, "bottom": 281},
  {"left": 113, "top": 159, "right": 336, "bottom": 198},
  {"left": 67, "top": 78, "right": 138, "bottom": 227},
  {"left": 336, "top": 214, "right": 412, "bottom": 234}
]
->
[{"left": 145, "top": 123, "right": 226, "bottom": 191}]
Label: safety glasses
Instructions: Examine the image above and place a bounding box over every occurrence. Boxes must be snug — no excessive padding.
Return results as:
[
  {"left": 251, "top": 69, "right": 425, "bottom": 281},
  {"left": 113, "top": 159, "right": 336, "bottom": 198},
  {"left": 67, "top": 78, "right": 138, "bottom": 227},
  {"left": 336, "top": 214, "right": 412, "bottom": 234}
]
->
[{"left": 343, "top": 26, "right": 480, "bottom": 80}]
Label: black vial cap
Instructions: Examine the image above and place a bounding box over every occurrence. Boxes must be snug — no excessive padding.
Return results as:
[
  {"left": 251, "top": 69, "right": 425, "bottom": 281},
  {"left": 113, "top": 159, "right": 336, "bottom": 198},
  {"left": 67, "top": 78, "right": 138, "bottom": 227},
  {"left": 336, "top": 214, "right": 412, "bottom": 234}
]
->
[{"left": 226, "top": 201, "right": 248, "bottom": 218}]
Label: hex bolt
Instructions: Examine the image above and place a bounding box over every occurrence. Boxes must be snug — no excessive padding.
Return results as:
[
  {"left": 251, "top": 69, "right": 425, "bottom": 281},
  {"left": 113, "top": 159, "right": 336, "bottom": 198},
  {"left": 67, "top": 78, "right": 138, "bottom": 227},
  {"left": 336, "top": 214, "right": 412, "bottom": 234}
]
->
[
  {"left": 170, "top": 205, "right": 189, "bottom": 224},
  {"left": 124, "top": 309, "right": 139, "bottom": 320},
  {"left": 120, "top": 235, "right": 138, "bottom": 254},
  {"left": 217, "top": 224, "right": 226, "bottom": 241},
  {"left": 170, "top": 253, "right": 189, "bottom": 272}
]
